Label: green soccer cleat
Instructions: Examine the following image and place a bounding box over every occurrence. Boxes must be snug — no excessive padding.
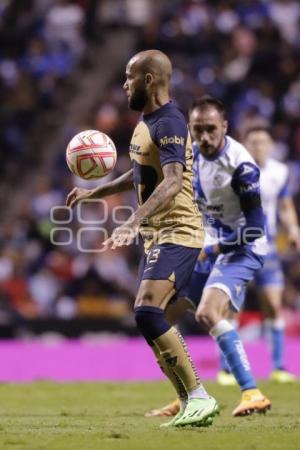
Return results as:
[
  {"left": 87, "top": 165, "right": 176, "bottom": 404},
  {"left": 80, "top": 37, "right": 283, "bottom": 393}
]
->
[
  {"left": 270, "top": 369, "right": 298, "bottom": 383},
  {"left": 174, "top": 397, "right": 219, "bottom": 428},
  {"left": 160, "top": 409, "right": 185, "bottom": 428}
]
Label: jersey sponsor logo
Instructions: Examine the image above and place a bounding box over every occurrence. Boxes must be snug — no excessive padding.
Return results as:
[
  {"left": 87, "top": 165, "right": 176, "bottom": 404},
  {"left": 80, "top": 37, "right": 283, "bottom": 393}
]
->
[
  {"left": 200, "top": 204, "right": 225, "bottom": 221},
  {"left": 239, "top": 181, "right": 259, "bottom": 193},
  {"left": 130, "top": 143, "right": 140, "bottom": 151},
  {"left": 159, "top": 136, "right": 185, "bottom": 147},
  {"left": 195, "top": 199, "right": 224, "bottom": 215},
  {"left": 130, "top": 143, "right": 150, "bottom": 156},
  {"left": 206, "top": 204, "right": 224, "bottom": 213}
]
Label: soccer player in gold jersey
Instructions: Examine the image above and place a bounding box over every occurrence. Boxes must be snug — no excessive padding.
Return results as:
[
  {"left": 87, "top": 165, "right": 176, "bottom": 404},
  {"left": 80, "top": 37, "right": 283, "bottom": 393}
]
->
[{"left": 67, "top": 50, "right": 218, "bottom": 428}]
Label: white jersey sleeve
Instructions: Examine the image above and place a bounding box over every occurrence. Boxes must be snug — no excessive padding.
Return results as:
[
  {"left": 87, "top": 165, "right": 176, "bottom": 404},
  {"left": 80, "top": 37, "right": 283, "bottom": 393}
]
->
[{"left": 259, "top": 158, "right": 289, "bottom": 239}]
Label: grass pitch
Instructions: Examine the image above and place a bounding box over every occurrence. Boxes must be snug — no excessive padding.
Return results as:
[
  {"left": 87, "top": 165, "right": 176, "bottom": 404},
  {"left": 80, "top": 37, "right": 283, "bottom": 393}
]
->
[{"left": 0, "top": 381, "right": 299, "bottom": 450}]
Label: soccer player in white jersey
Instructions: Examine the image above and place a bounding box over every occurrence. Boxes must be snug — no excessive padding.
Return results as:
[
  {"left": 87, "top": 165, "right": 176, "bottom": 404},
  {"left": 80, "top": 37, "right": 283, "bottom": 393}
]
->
[
  {"left": 146, "top": 96, "right": 272, "bottom": 419},
  {"left": 216, "top": 126, "right": 300, "bottom": 386},
  {"left": 244, "top": 127, "right": 300, "bottom": 381}
]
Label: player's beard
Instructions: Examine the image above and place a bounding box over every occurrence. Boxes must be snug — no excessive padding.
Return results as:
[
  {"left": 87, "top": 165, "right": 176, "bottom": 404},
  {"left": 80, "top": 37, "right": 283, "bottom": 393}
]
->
[
  {"left": 201, "top": 136, "right": 224, "bottom": 158},
  {"left": 200, "top": 143, "right": 217, "bottom": 158},
  {"left": 129, "top": 87, "right": 148, "bottom": 111}
]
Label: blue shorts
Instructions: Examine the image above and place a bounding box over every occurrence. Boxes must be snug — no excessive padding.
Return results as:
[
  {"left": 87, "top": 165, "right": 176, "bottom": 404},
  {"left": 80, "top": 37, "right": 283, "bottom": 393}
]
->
[
  {"left": 137, "top": 243, "right": 200, "bottom": 299},
  {"left": 254, "top": 250, "right": 284, "bottom": 289},
  {"left": 187, "top": 248, "right": 264, "bottom": 311}
]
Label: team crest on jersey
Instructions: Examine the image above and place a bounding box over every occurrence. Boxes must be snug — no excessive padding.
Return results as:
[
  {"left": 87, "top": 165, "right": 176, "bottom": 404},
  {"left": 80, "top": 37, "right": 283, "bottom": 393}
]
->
[{"left": 213, "top": 173, "right": 225, "bottom": 187}]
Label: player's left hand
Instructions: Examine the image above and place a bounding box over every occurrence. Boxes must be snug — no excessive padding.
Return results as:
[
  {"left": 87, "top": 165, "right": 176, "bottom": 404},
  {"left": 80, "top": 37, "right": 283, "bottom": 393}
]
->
[
  {"left": 102, "top": 218, "right": 139, "bottom": 250},
  {"left": 198, "top": 249, "right": 208, "bottom": 262},
  {"left": 198, "top": 244, "right": 220, "bottom": 261}
]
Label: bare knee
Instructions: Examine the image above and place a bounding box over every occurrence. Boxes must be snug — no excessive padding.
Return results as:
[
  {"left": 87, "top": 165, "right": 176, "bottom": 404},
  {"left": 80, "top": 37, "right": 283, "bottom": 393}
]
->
[
  {"left": 196, "top": 306, "right": 218, "bottom": 331},
  {"left": 135, "top": 280, "right": 175, "bottom": 309},
  {"left": 196, "top": 288, "right": 231, "bottom": 331},
  {"left": 135, "top": 290, "right": 154, "bottom": 307}
]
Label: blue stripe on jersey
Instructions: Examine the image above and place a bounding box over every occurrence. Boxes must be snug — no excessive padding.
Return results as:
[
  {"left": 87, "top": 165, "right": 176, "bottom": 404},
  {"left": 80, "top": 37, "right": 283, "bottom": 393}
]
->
[{"left": 192, "top": 143, "right": 206, "bottom": 200}]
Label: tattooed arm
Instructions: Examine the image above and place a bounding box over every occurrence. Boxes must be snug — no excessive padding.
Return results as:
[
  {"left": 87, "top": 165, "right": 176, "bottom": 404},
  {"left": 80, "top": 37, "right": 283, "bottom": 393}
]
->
[
  {"left": 66, "top": 169, "right": 134, "bottom": 208},
  {"left": 103, "top": 162, "right": 183, "bottom": 249},
  {"left": 134, "top": 162, "right": 183, "bottom": 223}
]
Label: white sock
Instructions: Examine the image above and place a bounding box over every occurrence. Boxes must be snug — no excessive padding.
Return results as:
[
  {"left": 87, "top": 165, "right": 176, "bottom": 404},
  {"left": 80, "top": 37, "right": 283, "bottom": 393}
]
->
[
  {"left": 188, "top": 384, "right": 209, "bottom": 400},
  {"left": 179, "top": 397, "right": 188, "bottom": 411}
]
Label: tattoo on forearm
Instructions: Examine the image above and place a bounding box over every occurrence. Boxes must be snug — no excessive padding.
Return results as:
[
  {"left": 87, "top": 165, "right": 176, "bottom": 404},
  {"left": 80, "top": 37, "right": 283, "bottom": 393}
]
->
[{"left": 135, "top": 162, "right": 183, "bottom": 223}]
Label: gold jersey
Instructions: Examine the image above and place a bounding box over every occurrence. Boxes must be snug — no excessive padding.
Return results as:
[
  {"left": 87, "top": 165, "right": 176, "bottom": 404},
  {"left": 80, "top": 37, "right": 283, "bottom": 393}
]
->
[{"left": 129, "top": 102, "right": 204, "bottom": 252}]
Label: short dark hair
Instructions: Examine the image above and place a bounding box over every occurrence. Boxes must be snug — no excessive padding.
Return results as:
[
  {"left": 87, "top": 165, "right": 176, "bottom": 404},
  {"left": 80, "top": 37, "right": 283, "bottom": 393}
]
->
[
  {"left": 189, "top": 95, "right": 226, "bottom": 118},
  {"left": 243, "top": 125, "right": 273, "bottom": 139}
]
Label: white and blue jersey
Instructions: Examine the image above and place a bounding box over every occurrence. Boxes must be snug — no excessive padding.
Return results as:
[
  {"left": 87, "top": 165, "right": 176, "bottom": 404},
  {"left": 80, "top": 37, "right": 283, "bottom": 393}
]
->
[
  {"left": 193, "top": 135, "right": 267, "bottom": 256},
  {"left": 188, "top": 136, "right": 267, "bottom": 311},
  {"left": 254, "top": 158, "right": 289, "bottom": 288},
  {"left": 259, "top": 158, "right": 289, "bottom": 243}
]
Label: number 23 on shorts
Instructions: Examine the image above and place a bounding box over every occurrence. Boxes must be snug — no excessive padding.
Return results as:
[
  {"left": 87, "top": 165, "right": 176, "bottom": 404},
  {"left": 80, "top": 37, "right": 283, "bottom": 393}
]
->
[{"left": 147, "top": 248, "right": 161, "bottom": 264}]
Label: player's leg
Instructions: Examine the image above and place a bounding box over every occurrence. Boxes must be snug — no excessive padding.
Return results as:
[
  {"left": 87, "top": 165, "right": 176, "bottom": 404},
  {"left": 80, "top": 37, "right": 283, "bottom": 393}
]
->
[
  {"left": 260, "top": 287, "right": 296, "bottom": 382},
  {"left": 216, "top": 310, "right": 238, "bottom": 386},
  {"left": 197, "top": 287, "right": 257, "bottom": 389},
  {"left": 255, "top": 252, "right": 296, "bottom": 382},
  {"left": 196, "top": 250, "right": 271, "bottom": 416},
  {"left": 161, "top": 269, "right": 221, "bottom": 426},
  {"left": 145, "top": 297, "right": 192, "bottom": 418},
  {"left": 135, "top": 279, "right": 217, "bottom": 427},
  {"left": 145, "top": 271, "right": 205, "bottom": 419},
  {"left": 135, "top": 244, "right": 218, "bottom": 427},
  {"left": 197, "top": 287, "right": 270, "bottom": 416},
  {"left": 136, "top": 279, "right": 188, "bottom": 415},
  {"left": 136, "top": 247, "right": 187, "bottom": 418}
]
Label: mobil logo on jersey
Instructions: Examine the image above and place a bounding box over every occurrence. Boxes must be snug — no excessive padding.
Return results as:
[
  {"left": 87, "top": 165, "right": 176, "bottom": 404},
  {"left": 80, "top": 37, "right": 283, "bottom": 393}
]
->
[{"left": 159, "top": 136, "right": 185, "bottom": 146}]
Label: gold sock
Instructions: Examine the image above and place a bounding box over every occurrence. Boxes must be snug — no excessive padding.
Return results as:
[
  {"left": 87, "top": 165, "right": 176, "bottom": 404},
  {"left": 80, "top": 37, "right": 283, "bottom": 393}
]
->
[
  {"left": 153, "top": 326, "right": 201, "bottom": 393},
  {"left": 152, "top": 344, "right": 188, "bottom": 402}
]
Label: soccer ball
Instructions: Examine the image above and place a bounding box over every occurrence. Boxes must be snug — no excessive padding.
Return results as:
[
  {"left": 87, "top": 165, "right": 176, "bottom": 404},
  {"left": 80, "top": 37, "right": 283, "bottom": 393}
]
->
[{"left": 66, "top": 129, "right": 117, "bottom": 180}]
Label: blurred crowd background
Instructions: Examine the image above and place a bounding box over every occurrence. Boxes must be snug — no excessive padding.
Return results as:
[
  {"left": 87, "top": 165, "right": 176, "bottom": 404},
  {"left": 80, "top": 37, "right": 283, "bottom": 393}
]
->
[{"left": 0, "top": 0, "right": 299, "bottom": 338}]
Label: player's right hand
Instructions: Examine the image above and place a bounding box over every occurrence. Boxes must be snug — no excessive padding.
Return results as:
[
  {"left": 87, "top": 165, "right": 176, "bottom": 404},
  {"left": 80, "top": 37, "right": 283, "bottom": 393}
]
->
[{"left": 66, "top": 187, "right": 92, "bottom": 208}]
